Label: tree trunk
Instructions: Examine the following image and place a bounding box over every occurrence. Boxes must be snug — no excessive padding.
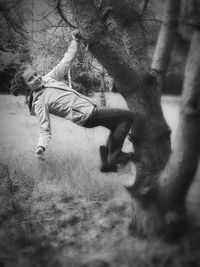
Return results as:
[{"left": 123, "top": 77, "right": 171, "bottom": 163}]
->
[
  {"left": 151, "top": 0, "right": 181, "bottom": 96},
  {"left": 151, "top": 0, "right": 181, "bottom": 74},
  {"left": 133, "top": 30, "right": 200, "bottom": 236},
  {"left": 159, "top": 30, "right": 200, "bottom": 212},
  {"left": 64, "top": 0, "right": 200, "bottom": 237},
  {"left": 68, "top": 0, "right": 171, "bottom": 190}
]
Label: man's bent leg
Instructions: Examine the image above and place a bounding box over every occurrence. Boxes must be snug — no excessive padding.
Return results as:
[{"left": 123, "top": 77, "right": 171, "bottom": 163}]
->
[
  {"left": 84, "top": 108, "right": 134, "bottom": 171},
  {"left": 107, "top": 120, "right": 133, "bottom": 165}
]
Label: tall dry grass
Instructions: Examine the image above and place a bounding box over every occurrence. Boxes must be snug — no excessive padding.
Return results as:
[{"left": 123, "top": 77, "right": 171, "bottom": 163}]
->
[
  {"left": 1, "top": 94, "right": 200, "bottom": 267},
  {"left": 0, "top": 95, "right": 129, "bottom": 204},
  {"left": 0, "top": 94, "right": 134, "bottom": 266}
]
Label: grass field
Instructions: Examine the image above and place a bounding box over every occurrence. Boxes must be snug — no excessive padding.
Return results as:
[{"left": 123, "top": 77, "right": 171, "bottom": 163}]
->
[{"left": 0, "top": 93, "right": 200, "bottom": 267}]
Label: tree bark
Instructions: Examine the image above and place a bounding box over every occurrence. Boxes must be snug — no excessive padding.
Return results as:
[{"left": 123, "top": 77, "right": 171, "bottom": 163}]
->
[
  {"left": 64, "top": 0, "right": 200, "bottom": 237},
  {"left": 151, "top": 0, "right": 181, "bottom": 96},
  {"left": 68, "top": 0, "right": 171, "bottom": 191},
  {"left": 133, "top": 30, "right": 200, "bottom": 236},
  {"left": 159, "top": 30, "right": 200, "bottom": 212},
  {"left": 127, "top": 0, "right": 181, "bottom": 195},
  {"left": 151, "top": 0, "right": 181, "bottom": 75}
]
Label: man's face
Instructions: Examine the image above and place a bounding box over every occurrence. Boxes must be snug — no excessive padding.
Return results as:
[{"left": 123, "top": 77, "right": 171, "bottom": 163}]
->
[{"left": 22, "top": 66, "right": 43, "bottom": 91}]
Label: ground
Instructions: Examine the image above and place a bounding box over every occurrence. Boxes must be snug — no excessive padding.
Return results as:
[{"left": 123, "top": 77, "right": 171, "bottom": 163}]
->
[{"left": 0, "top": 93, "right": 200, "bottom": 267}]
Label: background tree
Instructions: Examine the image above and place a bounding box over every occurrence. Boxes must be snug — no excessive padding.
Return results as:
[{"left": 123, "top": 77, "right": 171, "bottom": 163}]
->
[
  {"left": 0, "top": 0, "right": 110, "bottom": 95},
  {"left": 0, "top": 0, "right": 30, "bottom": 93}
]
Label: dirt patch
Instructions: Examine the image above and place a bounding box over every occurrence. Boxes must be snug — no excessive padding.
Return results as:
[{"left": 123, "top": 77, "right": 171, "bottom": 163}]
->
[
  {"left": 1, "top": 177, "right": 200, "bottom": 267},
  {"left": 0, "top": 175, "right": 132, "bottom": 267}
]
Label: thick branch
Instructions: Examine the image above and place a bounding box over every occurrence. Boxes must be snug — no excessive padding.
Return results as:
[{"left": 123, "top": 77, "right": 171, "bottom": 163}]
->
[
  {"left": 71, "top": 0, "right": 146, "bottom": 97},
  {"left": 51, "top": 19, "right": 63, "bottom": 34}
]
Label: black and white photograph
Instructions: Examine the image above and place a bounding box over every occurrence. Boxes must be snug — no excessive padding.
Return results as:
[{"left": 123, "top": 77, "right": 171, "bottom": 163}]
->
[{"left": 0, "top": 0, "right": 200, "bottom": 266}]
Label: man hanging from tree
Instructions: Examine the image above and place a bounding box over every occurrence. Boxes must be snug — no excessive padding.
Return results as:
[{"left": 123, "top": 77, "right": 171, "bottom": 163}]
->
[{"left": 10, "top": 30, "right": 135, "bottom": 173}]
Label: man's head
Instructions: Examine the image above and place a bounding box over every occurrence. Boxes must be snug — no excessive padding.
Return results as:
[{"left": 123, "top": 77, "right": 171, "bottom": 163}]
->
[
  {"left": 22, "top": 65, "right": 43, "bottom": 92},
  {"left": 10, "top": 64, "right": 43, "bottom": 96}
]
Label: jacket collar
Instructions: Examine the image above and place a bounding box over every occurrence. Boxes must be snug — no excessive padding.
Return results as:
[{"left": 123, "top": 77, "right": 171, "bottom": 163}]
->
[{"left": 32, "top": 86, "right": 45, "bottom": 102}]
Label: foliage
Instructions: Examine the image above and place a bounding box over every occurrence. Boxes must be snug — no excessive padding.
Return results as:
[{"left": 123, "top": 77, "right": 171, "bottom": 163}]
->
[
  {"left": 0, "top": 0, "right": 192, "bottom": 95},
  {"left": 0, "top": 0, "right": 32, "bottom": 93},
  {"left": 30, "top": 30, "right": 71, "bottom": 75},
  {"left": 0, "top": 0, "right": 107, "bottom": 95}
]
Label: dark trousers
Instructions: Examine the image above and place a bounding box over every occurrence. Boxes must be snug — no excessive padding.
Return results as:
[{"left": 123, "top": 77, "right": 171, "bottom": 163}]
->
[{"left": 84, "top": 108, "right": 133, "bottom": 165}]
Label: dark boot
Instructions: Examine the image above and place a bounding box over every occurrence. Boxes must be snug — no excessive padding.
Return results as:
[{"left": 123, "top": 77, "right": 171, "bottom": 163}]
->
[
  {"left": 99, "top": 146, "right": 117, "bottom": 173},
  {"left": 116, "top": 151, "right": 135, "bottom": 164}
]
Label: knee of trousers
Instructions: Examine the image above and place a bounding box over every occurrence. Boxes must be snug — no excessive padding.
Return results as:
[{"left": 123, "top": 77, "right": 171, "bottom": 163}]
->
[{"left": 126, "top": 111, "right": 134, "bottom": 122}]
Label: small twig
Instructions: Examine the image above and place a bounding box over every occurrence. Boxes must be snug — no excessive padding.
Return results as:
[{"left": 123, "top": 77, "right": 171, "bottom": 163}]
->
[
  {"left": 98, "top": 0, "right": 104, "bottom": 12},
  {"left": 3, "top": 147, "right": 18, "bottom": 212},
  {"left": 32, "top": 7, "right": 57, "bottom": 22},
  {"left": 51, "top": 18, "right": 63, "bottom": 34},
  {"left": 141, "top": 18, "right": 162, "bottom": 23},
  {"left": 90, "top": 64, "right": 102, "bottom": 73},
  {"left": 1, "top": 204, "right": 14, "bottom": 211},
  {"left": 30, "top": 25, "right": 68, "bottom": 33}
]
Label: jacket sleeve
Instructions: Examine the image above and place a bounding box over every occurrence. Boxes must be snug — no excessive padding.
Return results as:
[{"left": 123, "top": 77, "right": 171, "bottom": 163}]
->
[
  {"left": 46, "top": 39, "right": 79, "bottom": 81},
  {"left": 34, "top": 103, "right": 51, "bottom": 149}
]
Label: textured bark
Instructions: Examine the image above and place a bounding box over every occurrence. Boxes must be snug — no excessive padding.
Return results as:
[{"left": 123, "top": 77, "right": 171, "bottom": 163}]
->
[
  {"left": 133, "top": 30, "right": 200, "bottom": 236},
  {"left": 126, "top": 0, "right": 181, "bottom": 194},
  {"left": 151, "top": 0, "right": 181, "bottom": 75},
  {"left": 151, "top": 0, "right": 181, "bottom": 97},
  {"left": 158, "top": 30, "right": 200, "bottom": 211},
  {"left": 64, "top": 0, "right": 200, "bottom": 237},
  {"left": 68, "top": 0, "right": 170, "bottom": 191}
]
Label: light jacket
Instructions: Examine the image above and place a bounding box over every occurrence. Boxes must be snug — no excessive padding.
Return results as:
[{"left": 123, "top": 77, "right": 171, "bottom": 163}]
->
[{"left": 31, "top": 40, "right": 96, "bottom": 149}]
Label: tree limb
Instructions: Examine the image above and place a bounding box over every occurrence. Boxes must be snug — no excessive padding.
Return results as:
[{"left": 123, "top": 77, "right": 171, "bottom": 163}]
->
[
  {"left": 57, "top": 0, "right": 76, "bottom": 28},
  {"left": 141, "top": 0, "right": 150, "bottom": 16},
  {"left": 51, "top": 18, "right": 63, "bottom": 34},
  {"left": 158, "top": 30, "right": 200, "bottom": 212},
  {"left": 141, "top": 18, "right": 162, "bottom": 23}
]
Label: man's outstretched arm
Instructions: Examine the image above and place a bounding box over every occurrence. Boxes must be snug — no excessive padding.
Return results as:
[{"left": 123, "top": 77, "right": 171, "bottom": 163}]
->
[{"left": 46, "top": 30, "right": 81, "bottom": 81}]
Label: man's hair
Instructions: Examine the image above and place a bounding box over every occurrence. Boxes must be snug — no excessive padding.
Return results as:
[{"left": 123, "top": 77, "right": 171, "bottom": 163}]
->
[
  {"left": 10, "top": 64, "right": 31, "bottom": 96},
  {"left": 10, "top": 64, "right": 33, "bottom": 113}
]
